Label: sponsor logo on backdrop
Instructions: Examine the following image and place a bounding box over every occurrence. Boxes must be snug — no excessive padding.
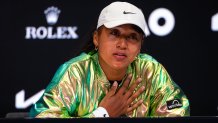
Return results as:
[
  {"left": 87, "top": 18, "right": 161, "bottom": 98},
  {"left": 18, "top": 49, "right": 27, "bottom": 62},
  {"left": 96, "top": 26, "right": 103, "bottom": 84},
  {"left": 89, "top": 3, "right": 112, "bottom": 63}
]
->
[
  {"left": 44, "top": 6, "right": 60, "bottom": 25},
  {"left": 148, "top": 8, "right": 175, "bottom": 36},
  {"left": 141, "top": 8, "right": 175, "bottom": 37},
  {"left": 211, "top": 13, "right": 218, "bottom": 31},
  {"left": 15, "top": 89, "right": 45, "bottom": 109},
  {"left": 25, "top": 6, "right": 78, "bottom": 39}
]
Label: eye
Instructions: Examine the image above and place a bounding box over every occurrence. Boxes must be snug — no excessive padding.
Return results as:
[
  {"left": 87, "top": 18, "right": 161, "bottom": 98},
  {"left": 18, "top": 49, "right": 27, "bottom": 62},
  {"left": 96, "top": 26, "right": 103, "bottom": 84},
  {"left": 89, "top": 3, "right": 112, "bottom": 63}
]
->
[
  {"left": 126, "top": 34, "right": 139, "bottom": 41},
  {"left": 110, "top": 29, "right": 120, "bottom": 37}
]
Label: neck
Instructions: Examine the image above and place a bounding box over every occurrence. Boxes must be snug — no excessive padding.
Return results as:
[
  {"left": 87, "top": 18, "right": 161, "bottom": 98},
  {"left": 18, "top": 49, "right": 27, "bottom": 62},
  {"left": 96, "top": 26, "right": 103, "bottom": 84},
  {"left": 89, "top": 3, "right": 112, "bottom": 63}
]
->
[
  {"left": 104, "top": 68, "right": 127, "bottom": 81},
  {"left": 98, "top": 60, "right": 127, "bottom": 81}
]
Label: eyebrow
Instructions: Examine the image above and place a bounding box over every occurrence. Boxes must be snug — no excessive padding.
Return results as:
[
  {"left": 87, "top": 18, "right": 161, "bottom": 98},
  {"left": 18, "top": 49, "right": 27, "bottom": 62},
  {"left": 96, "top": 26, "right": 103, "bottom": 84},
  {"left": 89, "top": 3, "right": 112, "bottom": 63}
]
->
[{"left": 108, "top": 27, "right": 139, "bottom": 35}]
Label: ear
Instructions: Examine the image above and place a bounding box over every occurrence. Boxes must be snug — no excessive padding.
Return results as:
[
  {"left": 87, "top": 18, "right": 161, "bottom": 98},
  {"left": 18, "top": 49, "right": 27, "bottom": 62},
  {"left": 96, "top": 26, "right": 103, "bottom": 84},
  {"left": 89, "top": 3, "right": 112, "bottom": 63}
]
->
[
  {"left": 135, "top": 45, "right": 141, "bottom": 56},
  {"left": 93, "top": 31, "right": 99, "bottom": 47}
]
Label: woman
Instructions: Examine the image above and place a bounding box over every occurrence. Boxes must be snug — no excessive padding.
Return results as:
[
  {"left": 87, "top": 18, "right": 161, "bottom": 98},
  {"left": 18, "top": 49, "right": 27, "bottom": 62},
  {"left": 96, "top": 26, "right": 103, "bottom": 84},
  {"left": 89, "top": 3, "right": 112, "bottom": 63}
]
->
[{"left": 30, "top": 1, "right": 190, "bottom": 118}]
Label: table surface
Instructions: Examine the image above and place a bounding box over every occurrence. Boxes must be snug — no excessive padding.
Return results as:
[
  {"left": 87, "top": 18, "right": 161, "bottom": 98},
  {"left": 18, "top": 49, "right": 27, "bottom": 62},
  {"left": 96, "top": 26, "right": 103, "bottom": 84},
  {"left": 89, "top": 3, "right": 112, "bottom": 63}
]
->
[{"left": 1, "top": 116, "right": 218, "bottom": 123}]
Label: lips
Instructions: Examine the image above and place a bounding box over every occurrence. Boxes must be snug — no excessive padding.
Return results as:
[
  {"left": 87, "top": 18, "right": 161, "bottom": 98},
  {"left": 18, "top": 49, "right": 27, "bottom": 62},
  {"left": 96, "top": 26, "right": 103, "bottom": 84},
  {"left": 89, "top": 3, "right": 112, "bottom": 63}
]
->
[{"left": 113, "top": 52, "right": 127, "bottom": 61}]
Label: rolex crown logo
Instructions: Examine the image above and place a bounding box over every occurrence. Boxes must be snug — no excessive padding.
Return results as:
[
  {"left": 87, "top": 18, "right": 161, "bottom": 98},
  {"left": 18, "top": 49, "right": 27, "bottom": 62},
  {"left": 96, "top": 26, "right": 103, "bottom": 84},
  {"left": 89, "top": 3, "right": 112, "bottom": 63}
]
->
[{"left": 44, "top": 6, "right": 61, "bottom": 25}]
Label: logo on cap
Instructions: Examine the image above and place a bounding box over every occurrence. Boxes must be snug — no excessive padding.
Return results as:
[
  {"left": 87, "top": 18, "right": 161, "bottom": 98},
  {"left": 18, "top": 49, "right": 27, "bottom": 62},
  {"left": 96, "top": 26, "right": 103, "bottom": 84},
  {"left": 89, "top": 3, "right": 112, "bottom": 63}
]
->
[{"left": 123, "top": 11, "right": 136, "bottom": 14}]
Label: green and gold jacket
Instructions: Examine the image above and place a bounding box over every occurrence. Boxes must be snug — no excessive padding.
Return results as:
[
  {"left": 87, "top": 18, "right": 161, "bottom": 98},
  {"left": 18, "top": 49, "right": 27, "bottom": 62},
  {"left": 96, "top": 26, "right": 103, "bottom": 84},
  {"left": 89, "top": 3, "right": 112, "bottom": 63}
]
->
[{"left": 30, "top": 51, "right": 190, "bottom": 118}]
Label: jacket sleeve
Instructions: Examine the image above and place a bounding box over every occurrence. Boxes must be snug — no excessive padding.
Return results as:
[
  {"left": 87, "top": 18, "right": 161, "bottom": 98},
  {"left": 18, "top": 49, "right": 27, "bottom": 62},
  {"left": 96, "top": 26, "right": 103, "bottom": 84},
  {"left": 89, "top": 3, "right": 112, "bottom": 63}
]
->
[
  {"left": 29, "top": 63, "right": 95, "bottom": 118},
  {"left": 149, "top": 63, "right": 190, "bottom": 117}
]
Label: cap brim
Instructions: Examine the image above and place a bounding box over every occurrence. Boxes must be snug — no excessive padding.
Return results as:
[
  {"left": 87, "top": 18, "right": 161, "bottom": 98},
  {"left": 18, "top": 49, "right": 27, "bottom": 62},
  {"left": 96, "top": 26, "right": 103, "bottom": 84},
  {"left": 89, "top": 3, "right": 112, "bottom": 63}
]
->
[{"left": 103, "top": 20, "right": 146, "bottom": 35}]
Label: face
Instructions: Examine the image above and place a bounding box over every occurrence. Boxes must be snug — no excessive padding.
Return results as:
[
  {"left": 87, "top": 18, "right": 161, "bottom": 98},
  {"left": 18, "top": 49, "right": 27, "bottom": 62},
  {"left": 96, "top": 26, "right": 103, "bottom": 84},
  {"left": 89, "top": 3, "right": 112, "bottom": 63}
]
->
[{"left": 93, "top": 24, "right": 143, "bottom": 71}]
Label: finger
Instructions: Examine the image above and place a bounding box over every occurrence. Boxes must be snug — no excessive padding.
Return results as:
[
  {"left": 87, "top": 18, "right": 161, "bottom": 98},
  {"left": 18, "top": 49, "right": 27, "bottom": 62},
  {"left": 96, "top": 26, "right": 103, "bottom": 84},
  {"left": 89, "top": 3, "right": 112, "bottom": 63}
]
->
[
  {"left": 107, "top": 81, "right": 118, "bottom": 97},
  {"left": 126, "top": 99, "right": 143, "bottom": 113},
  {"left": 124, "top": 78, "right": 142, "bottom": 99},
  {"left": 127, "top": 86, "right": 145, "bottom": 104},
  {"left": 117, "top": 74, "right": 132, "bottom": 94}
]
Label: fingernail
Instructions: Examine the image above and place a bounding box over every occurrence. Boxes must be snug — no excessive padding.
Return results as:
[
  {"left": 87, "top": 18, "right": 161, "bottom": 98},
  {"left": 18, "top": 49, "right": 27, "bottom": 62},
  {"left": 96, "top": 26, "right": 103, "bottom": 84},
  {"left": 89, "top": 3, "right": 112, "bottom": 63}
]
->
[
  {"left": 141, "top": 86, "right": 145, "bottom": 90},
  {"left": 113, "top": 81, "right": 118, "bottom": 86},
  {"left": 138, "top": 78, "right": 142, "bottom": 82}
]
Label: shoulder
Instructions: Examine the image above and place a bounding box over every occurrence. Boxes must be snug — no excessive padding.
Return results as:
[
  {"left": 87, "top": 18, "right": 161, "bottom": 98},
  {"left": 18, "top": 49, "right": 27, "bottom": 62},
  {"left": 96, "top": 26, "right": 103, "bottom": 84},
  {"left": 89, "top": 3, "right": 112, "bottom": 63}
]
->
[
  {"left": 134, "top": 53, "right": 167, "bottom": 74},
  {"left": 62, "top": 51, "right": 96, "bottom": 68},
  {"left": 45, "top": 51, "right": 96, "bottom": 91},
  {"left": 136, "top": 53, "right": 159, "bottom": 65},
  {"left": 65, "top": 52, "right": 92, "bottom": 65},
  {"left": 53, "top": 51, "right": 96, "bottom": 79}
]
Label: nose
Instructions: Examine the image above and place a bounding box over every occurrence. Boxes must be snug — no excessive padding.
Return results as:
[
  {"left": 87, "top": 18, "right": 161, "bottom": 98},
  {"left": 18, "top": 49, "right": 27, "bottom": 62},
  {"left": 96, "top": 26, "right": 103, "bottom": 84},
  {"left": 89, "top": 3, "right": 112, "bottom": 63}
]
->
[{"left": 116, "top": 38, "right": 127, "bottom": 50}]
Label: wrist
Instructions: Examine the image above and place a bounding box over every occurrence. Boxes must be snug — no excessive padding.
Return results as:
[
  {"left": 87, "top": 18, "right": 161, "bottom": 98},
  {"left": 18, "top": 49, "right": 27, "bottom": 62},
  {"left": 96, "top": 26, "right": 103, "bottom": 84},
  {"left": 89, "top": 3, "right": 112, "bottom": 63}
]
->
[{"left": 92, "top": 107, "right": 110, "bottom": 117}]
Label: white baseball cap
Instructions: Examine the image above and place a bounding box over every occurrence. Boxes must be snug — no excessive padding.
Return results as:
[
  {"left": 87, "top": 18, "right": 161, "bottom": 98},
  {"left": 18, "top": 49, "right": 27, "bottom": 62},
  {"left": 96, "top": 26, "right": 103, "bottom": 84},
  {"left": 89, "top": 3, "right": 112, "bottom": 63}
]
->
[{"left": 97, "top": 1, "right": 149, "bottom": 36}]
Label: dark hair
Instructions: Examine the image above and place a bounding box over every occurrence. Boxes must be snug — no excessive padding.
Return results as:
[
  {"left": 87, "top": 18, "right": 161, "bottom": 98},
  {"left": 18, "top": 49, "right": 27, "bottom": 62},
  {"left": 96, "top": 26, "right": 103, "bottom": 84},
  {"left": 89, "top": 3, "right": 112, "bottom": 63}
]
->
[{"left": 77, "top": 20, "right": 97, "bottom": 54}]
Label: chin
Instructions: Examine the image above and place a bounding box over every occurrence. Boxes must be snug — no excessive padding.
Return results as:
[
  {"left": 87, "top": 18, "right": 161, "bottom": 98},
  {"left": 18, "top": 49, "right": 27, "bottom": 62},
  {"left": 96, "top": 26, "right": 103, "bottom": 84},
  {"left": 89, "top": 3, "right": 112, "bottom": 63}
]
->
[{"left": 112, "top": 63, "right": 128, "bottom": 70}]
